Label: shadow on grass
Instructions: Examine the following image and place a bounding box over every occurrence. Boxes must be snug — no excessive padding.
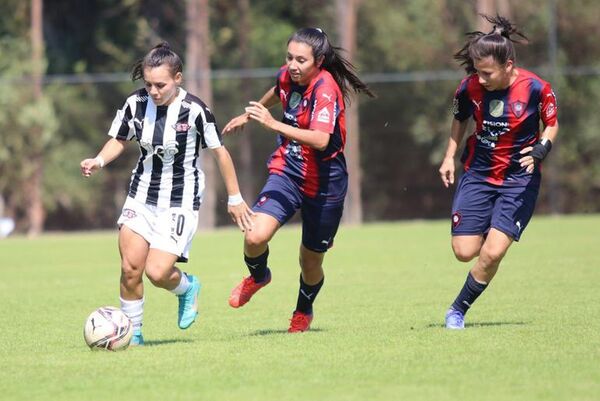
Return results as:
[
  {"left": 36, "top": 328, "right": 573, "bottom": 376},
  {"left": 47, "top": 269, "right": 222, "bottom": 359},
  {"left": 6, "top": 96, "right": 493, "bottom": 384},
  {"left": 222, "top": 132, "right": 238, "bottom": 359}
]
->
[
  {"left": 249, "top": 328, "right": 325, "bottom": 336},
  {"left": 142, "top": 338, "right": 194, "bottom": 346},
  {"left": 426, "top": 321, "right": 529, "bottom": 329}
]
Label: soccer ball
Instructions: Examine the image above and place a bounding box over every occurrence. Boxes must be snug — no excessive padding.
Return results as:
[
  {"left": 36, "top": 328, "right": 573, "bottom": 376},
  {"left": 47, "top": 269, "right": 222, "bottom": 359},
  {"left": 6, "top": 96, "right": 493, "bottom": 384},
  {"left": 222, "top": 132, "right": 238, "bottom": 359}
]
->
[{"left": 83, "top": 306, "right": 133, "bottom": 351}]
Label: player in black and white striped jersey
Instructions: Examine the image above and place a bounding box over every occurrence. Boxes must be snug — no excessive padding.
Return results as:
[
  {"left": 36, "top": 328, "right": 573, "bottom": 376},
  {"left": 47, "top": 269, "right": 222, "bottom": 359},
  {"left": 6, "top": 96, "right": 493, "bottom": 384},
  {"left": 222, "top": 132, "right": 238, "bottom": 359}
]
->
[{"left": 80, "top": 43, "right": 254, "bottom": 345}]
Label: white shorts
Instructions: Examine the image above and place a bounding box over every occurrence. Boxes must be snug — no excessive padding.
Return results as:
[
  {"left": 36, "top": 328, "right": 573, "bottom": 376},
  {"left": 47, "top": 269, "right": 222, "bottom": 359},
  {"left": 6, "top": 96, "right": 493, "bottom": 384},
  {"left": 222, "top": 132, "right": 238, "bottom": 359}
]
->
[{"left": 117, "top": 197, "right": 199, "bottom": 262}]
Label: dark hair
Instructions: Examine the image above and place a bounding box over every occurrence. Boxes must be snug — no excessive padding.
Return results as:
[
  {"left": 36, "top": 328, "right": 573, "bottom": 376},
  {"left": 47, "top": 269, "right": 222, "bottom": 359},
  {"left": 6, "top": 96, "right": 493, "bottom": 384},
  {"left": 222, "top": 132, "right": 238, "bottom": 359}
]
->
[
  {"left": 454, "top": 15, "right": 528, "bottom": 74},
  {"left": 131, "top": 42, "right": 183, "bottom": 81},
  {"left": 288, "top": 27, "right": 375, "bottom": 102}
]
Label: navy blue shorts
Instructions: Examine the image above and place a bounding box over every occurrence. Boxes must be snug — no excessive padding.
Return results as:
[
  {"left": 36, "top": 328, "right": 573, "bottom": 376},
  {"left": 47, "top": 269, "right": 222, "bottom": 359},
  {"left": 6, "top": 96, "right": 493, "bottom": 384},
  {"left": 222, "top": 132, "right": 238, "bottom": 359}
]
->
[
  {"left": 450, "top": 172, "right": 540, "bottom": 241},
  {"left": 253, "top": 173, "right": 346, "bottom": 253}
]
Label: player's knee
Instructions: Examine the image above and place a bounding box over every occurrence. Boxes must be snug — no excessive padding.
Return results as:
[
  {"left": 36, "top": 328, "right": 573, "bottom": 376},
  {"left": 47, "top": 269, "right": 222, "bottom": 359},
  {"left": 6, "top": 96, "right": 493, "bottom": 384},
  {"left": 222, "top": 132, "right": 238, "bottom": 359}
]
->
[
  {"left": 144, "top": 263, "right": 169, "bottom": 285},
  {"left": 121, "top": 260, "right": 144, "bottom": 280},
  {"left": 244, "top": 230, "right": 269, "bottom": 249},
  {"left": 479, "top": 246, "right": 507, "bottom": 265},
  {"left": 452, "top": 243, "right": 478, "bottom": 262}
]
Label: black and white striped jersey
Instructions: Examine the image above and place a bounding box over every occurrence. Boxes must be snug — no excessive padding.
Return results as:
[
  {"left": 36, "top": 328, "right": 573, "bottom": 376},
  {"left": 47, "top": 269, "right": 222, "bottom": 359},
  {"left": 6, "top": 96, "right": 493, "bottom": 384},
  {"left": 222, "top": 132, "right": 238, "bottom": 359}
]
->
[{"left": 108, "top": 87, "right": 222, "bottom": 211}]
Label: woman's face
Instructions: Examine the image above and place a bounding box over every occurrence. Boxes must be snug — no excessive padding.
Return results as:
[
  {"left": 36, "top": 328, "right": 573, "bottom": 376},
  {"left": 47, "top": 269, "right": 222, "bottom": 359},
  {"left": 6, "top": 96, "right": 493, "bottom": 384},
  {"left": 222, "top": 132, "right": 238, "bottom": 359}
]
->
[
  {"left": 473, "top": 56, "right": 514, "bottom": 91},
  {"left": 286, "top": 41, "right": 322, "bottom": 85},
  {"left": 143, "top": 65, "right": 182, "bottom": 106}
]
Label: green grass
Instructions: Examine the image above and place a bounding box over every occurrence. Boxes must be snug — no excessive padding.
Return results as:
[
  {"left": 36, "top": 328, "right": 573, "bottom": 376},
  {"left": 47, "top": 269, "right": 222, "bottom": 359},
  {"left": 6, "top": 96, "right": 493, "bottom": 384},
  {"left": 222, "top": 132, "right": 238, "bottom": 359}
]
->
[{"left": 1, "top": 215, "right": 599, "bottom": 401}]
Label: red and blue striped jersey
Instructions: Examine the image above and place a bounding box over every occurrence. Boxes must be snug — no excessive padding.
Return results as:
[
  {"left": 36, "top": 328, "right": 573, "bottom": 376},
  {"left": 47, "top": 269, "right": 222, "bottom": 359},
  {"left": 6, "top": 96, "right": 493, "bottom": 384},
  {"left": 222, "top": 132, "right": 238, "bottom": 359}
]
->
[
  {"left": 453, "top": 68, "right": 558, "bottom": 186},
  {"left": 268, "top": 66, "right": 347, "bottom": 199}
]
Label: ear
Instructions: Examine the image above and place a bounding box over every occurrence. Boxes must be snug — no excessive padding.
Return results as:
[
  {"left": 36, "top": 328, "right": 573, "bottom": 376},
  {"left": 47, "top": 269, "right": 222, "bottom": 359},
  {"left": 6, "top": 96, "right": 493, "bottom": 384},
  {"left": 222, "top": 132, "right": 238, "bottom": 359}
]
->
[
  {"left": 505, "top": 59, "right": 514, "bottom": 73},
  {"left": 316, "top": 55, "right": 325, "bottom": 69},
  {"left": 174, "top": 71, "right": 183, "bottom": 84}
]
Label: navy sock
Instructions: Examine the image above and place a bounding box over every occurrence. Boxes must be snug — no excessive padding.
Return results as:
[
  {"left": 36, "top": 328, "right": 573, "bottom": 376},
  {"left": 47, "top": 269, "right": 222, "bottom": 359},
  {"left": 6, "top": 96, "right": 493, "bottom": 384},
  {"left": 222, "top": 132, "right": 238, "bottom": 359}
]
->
[
  {"left": 244, "top": 248, "right": 269, "bottom": 282},
  {"left": 451, "top": 272, "right": 488, "bottom": 315},
  {"left": 295, "top": 275, "right": 324, "bottom": 315}
]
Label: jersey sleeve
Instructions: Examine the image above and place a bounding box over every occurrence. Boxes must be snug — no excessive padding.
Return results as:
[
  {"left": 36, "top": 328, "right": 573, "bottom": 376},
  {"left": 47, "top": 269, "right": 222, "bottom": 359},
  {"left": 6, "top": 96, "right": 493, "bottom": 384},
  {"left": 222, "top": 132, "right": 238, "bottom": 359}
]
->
[
  {"left": 195, "top": 104, "right": 222, "bottom": 149},
  {"left": 452, "top": 78, "right": 472, "bottom": 122},
  {"left": 309, "top": 84, "right": 339, "bottom": 134},
  {"left": 107, "top": 101, "right": 136, "bottom": 141},
  {"left": 539, "top": 82, "right": 558, "bottom": 127}
]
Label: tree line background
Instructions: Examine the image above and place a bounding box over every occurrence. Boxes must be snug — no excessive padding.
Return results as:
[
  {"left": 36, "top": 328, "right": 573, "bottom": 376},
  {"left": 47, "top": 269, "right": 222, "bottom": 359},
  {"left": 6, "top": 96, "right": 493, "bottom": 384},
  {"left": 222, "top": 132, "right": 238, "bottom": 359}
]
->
[{"left": 0, "top": 0, "right": 599, "bottom": 235}]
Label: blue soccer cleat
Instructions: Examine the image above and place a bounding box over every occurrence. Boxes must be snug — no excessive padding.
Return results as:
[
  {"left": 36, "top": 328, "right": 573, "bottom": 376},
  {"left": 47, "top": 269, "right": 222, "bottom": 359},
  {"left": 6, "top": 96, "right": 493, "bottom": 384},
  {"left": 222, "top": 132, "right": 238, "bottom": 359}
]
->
[
  {"left": 178, "top": 274, "right": 201, "bottom": 329},
  {"left": 130, "top": 329, "right": 144, "bottom": 346},
  {"left": 445, "top": 308, "right": 465, "bottom": 330}
]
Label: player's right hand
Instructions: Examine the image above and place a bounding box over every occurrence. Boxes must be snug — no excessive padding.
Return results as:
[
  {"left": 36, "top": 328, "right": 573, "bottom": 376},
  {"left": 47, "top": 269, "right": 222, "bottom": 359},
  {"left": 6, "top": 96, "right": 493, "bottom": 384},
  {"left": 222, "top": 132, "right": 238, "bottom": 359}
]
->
[
  {"left": 80, "top": 158, "right": 101, "bottom": 177},
  {"left": 439, "top": 157, "right": 455, "bottom": 188},
  {"left": 222, "top": 113, "right": 250, "bottom": 135}
]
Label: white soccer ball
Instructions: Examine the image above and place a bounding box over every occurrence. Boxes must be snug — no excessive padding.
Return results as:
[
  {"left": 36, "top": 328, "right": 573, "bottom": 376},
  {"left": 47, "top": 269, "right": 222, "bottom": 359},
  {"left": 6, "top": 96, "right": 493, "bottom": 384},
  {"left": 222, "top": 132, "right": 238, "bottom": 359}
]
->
[{"left": 83, "top": 306, "right": 133, "bottom": 351}]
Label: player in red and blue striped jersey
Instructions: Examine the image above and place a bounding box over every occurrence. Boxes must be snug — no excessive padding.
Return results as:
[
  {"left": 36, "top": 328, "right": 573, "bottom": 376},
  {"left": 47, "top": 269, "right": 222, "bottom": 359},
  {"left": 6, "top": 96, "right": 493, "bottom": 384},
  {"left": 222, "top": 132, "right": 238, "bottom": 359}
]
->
[
  {"left": 439, "top": 16, "right": 559, "bottom": 329},
  {"left": 223, "top": 28, "right": 374, "bottom": 332}
]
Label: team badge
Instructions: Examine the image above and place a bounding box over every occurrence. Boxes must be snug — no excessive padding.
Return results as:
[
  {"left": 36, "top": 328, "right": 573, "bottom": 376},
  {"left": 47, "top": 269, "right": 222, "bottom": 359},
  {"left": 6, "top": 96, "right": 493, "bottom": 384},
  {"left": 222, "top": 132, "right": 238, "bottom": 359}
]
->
[
  {"left": 289, "top": 92, "right": 302, "bottom": 109},
  {"left": 452, "top": 212, "right": 462, "bottom": 229},
  {"left": 122, "top": 209, "right": 137, "bottom": 219},
  {"left": 489, "top": 100, "right": 504, "bottom": 118},
  {"left": 510, "top": 100, "right": 526, "bottom": 118},
  {"left": 257, "top": 195, "right": 269, "bottom": 207},
  {"left": 173, "top": 123, "right": 190, "bottom": 132}
]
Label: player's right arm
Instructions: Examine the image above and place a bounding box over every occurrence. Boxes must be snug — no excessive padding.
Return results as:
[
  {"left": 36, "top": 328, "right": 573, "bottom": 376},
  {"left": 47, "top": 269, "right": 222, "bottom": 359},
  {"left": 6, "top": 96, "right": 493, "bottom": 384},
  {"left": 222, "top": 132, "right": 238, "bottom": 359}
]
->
[
  {"left": 80, "top": 138, "right": 127, "bottom": 177},
  {"left": 439, "top": 118, "right": 469, "bottom": 188},
  {"left": 222, "top": 86, "right": 281, "bottom": 135}
]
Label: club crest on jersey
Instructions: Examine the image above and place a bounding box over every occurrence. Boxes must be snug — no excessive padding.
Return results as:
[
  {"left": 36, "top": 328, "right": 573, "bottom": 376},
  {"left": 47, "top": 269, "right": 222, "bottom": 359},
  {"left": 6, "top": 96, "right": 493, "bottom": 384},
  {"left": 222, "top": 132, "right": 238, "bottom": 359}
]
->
[
  {"left": 452, "top": 212, "right": 462, "bottom": 229},
  {"left": 173, "top": 123, "right": 190, "bottom": 132},
  {"left": 510, "top": 100, "right": 526, "bottom": 118},
  {"left": 546, "top": 103, "right": 556, "bottom": 118},
  {"left": 289, "top": 92, "right": 302, "bottom": 109},
  {"left": 489, "top": 100, "right": 504, "bottom": 118}
]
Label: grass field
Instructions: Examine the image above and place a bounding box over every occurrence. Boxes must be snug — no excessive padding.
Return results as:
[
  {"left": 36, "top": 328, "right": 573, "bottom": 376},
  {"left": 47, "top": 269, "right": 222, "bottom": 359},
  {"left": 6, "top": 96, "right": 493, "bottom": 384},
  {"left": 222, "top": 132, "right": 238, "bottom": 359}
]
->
[{"left": 1, "top": 215, "right": 599, "bottom": 401}]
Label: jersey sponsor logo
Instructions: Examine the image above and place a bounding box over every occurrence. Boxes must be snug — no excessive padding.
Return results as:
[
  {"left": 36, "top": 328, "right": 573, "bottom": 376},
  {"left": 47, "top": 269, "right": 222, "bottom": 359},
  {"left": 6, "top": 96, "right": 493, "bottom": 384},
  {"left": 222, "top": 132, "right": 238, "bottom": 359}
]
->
[
  {"left": 284, "top": 140, "right": 304, "bottom": 161},
  {"left": 477, "top": 120, "right": 510, "bottom": 149},
  {"left": 140, "top": 139, "right": 179, "bottom": 165},
  {"left": 452, "top": 98, "right": 459, "bottom": 115},
  {"left": 173, "top": 123, "right": 190, "bottom": 133},
  {"left": 289, "top": 92, "right": 302, "bottom": 109},
  {"left": 317, "top": 107, "right": 331, "bottom": 124},
  {"left": 510, "top": 100, "right": 526, "bottom": 118},
  {"left": 489, "top": 99, "right": 504, "bottom": 118},
  {"left": 546, "top": 102, "right": 556, "bottom": 118}
]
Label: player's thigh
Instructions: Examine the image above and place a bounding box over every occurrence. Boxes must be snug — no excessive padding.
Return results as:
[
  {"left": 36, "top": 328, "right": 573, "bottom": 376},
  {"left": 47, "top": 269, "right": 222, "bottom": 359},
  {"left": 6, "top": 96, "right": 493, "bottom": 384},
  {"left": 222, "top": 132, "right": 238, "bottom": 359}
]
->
[
  {"left": 300, "top": 200, "right": 344, "bottom": 253},
  {"left": 491, "top": 184, "right": 540, "bottom": 241},
  {"left": 118, "top": 225, "right": 150, "bottom": 270},
  {"left": 451, "top": 174, "right": 496, "bottom": 236}
]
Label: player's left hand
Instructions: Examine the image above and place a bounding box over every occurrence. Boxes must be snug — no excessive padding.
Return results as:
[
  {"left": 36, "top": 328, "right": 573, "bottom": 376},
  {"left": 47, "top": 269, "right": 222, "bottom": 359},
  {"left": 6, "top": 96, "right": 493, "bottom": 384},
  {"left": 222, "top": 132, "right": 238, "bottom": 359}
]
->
[
  {"left": 245, "top": 101, "right": 276, "bottom": 130},
  {"left": 518, "top": 146, "right": 536, "bottom": 174},
  {"left": 228, "top": 202, "right": 255, "bottom": 232}
]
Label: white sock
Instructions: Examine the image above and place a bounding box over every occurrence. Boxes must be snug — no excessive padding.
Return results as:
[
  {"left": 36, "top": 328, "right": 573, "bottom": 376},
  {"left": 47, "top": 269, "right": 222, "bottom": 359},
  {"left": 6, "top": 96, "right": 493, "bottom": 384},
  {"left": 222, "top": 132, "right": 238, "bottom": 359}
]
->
[
  {"left": 170, "top": 272, "right": 191, "bottom": 295},
  {"left": 120, "top": 297, "right": 144, "bottom": 332}
]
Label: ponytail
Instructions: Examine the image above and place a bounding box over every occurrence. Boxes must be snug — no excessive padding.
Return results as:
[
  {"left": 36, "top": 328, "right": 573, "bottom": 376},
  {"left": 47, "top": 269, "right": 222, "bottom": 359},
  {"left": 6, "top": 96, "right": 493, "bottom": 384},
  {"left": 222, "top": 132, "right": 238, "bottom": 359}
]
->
[
  {"left": 454, "top": 15, "right": 528, "bottom": 74},
  {"left": 288, "top": 28, "right": 375, "bottom": 102}
]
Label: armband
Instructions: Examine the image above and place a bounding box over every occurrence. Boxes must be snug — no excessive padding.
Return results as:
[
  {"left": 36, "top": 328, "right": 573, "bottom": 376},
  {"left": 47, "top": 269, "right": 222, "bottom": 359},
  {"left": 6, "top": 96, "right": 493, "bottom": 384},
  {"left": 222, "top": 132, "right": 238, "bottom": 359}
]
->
[
  {"left": 530, "top": 138, "right": 552, "bottom": 163},
  {"left": 227, "top": 193, "right": 244, "bottom": 206}
]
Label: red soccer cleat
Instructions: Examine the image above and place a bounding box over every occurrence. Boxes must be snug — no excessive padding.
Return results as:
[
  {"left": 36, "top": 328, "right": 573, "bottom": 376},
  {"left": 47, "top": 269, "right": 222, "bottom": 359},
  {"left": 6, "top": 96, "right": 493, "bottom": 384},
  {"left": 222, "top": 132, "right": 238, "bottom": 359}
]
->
[
  {"left": 228, "top": 269, "right": 271, "bottom": 308},
  {"left": 288, "top": 311, "right": 313, "bottom": 333}
]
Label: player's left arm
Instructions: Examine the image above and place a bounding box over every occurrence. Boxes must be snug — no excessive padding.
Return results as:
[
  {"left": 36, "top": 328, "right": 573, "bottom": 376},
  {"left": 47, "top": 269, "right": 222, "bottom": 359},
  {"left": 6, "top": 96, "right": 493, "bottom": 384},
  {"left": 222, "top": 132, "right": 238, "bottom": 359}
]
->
[
  {"left": 210, "top": 145, "right": 255, "bottom": 232},
  {"left": 519, "top": 84, "right": 559, "bottom": 173}
]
